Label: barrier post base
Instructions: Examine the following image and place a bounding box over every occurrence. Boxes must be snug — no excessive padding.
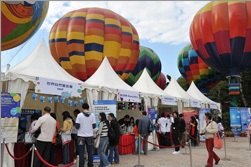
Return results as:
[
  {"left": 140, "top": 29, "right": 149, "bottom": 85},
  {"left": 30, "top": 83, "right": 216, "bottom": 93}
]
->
[{"left": 134, "top": 165, "right": 145, "bottom": 167}]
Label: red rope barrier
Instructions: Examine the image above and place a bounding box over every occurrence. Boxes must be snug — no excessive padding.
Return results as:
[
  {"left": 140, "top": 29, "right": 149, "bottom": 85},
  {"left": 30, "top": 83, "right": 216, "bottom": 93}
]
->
[
  {"left": 118, "top": 139, "right": 136, "bottom": 147},
  {"left": 142, "top": 138, "right": 186, "bottom": 148},
  {"left": 35, "top": 149, "right": 74, "bottom": 167},
  {"left": 5, "top": 144, "right": 31, "bottom": 160},
  {"left": 186, "top": 133, "right": 206, "bottom": 143}
]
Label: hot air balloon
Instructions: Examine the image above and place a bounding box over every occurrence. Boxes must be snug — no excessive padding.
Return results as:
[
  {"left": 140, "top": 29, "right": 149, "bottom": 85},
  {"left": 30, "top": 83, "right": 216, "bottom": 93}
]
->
[
  {"left": 190, "top": 1, "right": 251, "bottom": 77},
  {"left": 190, "top": 1, "right": 251, "bottom": 106},
  {"left": 125, "top": 46, "right": 161, "bottom": 86},
  {"left": 1, "top": 1, "right": 49, "bottom": 50},
  {"left": 178, "top": 43, "right": 222, "bottom": 93},
  {"left": 156, "top": 72, "right": 166, "bottom": 90},
  {"left": 49, "top": 7, "right": 140, "bottom": 81}
]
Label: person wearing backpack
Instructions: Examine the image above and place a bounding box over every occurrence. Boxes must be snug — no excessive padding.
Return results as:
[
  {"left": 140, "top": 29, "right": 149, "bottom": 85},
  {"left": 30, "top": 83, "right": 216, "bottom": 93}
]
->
[
  {"left": 138, "top": 111, "right": 150, "bottom": 155},
  {"left": 107, "top": 113, "right": 121, "bottom": 165}
]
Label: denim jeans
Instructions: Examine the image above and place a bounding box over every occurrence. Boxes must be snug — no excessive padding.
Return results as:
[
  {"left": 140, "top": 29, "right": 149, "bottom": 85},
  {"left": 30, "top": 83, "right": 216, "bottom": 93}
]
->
[
  {"left": 98, "top": 137, "right": 110, "bottom": 167},
  {"left": 108, "top": 145, "right": 119, "bottom": 164},
  {"left": 135, "top": 136, "right": 143, "bottom": 153},
  {"left": 78, "top": 136, "right": 94, "bottom": 167},
  {"left": 62, "top": 143, "right": 70, "bottom": 164}
]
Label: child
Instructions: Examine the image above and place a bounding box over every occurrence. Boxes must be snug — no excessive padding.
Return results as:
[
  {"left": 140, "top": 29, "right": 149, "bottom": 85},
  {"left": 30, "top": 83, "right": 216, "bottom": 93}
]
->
[{"left": 133, "top": 119, "right": 144, "bottom": 154}]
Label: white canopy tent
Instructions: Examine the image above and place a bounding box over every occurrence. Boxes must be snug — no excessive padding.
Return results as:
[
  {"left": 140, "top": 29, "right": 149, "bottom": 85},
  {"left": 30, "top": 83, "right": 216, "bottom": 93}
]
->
[
  {"left": 187, "top": 82, "right": 221, "bottom": 110},
  {"left": 85, "top": 56, "right": 139, "bottom": 100},
  {"left": 133, "top": 68, "right": 177, "bottom": 109},
  {"left": 164, "top": 77, "right": 202, "bottom": 112},
  {"left": 4, "top": 39, "right": 99, "bottom": 108}
]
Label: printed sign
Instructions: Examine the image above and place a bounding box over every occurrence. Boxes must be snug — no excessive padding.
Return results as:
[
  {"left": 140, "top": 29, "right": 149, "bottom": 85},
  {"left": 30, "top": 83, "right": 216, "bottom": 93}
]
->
[
  {"left": 198, "top": 108, "right": 210, "bottom": 141},
  {"left": 93, "top": 100, "right": 117, "bottom": 127},
  {"left": 240, "top": 108, "right": 251, "bottom": 132},
  {"left": 190, "top": 99, "right": 201, "bottom": 108},
  {"left": 161, "top": 95, "right": 177, "bottom": 106},
  {"left": 35, "top": 77, "right": 82, "bottom": 97},
  {"left": 1, "top": 92, "right": 21, "bottom": 118},
  {"left": 1, "top": 118, "right": 19, "bottom": 143},
  {"left": 117, "top": 89, "right": 141, "bottom": 103},
  {"left": 230, "top": 107, "right": 241, "bottom": 135},
  {"left": 209, "top": 103, "right": 218, "bottom": 110},
  {"left": 148, "top": 107, "right": 157, "bottom": 120}
]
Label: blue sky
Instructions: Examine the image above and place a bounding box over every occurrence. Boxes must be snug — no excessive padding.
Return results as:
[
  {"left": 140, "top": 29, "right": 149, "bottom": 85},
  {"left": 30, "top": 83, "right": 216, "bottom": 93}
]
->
[{"left": 1, "top": 1, "right": 209, "bottom": 80}]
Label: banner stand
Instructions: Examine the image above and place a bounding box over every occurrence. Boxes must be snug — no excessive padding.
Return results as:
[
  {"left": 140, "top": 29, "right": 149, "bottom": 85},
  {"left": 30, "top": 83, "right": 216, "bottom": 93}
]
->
[
  {"left": 247, "top": 136, "right": 251, "bottom": 151},
  {"left": 222, "top": 133, "right": 231, "bottom": 161}
]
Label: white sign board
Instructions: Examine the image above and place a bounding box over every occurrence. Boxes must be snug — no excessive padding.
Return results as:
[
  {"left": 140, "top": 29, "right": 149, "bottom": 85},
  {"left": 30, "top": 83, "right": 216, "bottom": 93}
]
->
[
  {"left": 117, "top": 89, "right": 141, "bottom": 103},
  {"left": 190, "top": 99, "right": 201, "bottom": 108},
  {"left": 210, "top": 103, "right": 218, "bottom": 109},
  {"left": 161, "top": 96, "right": 177, "bottom": 106},
  {"left": 93, "top": 100, "right": 117, "bottom": 127},
  {"left": 35, "top": 77, "right": 82, "bottom": 97},
  {"left": 1, "top": 118, "right": 19, "bottom": 143}
]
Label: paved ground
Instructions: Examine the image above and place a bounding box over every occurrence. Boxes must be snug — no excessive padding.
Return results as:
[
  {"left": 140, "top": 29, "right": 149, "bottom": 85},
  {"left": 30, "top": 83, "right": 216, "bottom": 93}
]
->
[{"left": 73, "top": 137, "right": 251, "bottom": 167}]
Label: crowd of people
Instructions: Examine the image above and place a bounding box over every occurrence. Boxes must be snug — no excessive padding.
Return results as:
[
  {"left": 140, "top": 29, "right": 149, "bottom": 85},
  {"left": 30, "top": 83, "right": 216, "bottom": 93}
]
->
[{"left": 27, "top": 104, "right": 224, "bottom": 167}]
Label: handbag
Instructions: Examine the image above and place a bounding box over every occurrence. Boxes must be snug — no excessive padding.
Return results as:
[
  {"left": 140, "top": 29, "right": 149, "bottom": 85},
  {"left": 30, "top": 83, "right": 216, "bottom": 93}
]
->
[
  {"left": 25, "top": 132, "right": 34, "bottom": 143},
  {"left": 94, "top": 134, "right": 100, "bottom": 149},
  {"left": 214, "top": 132, "right": 222, "bottom": 149}
]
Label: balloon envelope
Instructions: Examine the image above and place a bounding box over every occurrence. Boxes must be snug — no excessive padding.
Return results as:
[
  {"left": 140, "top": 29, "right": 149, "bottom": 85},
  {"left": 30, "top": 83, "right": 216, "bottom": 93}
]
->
[
  {"left": 1, "top": 1, "right": 49, "bottom": 50},
  {"left": 126, "top": 46, "right": 161, "bottom": 86},
  {"left": 178, "top": 44, "right": 221, "bottom": 92},
  {"left": 190, "top": 1, "right": 251, "bottom": 76},
  {"left": 49, "top": 7, "right": 140, "bottom": 81},
  {"left": 156, "top": 72, "right": 166, "bottom": 90}
]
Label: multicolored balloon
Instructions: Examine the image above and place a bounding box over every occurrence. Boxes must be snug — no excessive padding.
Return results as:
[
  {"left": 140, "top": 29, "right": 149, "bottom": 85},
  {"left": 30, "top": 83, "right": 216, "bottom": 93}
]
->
[
  {"left": 1, "top": 1, "right": 49, "bottom": 50},
  {"left": 156, "top": 72, "right": 166, "bottom": 90},
  {"left": 126, "top": 46, "right": 161, "bottom": 86},
  {"left": 190, "top": 1, "right": 251, "bottom": 76},
  {"left": 178, "top": 43, "right": 222, "bottom": 92},
  {"left": 49, "top": 7, "right": 140, "bottom": 81}
]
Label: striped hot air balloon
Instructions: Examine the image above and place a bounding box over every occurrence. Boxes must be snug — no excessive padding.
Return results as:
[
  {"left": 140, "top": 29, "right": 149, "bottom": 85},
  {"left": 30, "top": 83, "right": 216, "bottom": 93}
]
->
[
  {"left": 178, "top": 43, "right": 222, "bottom": 93},
  {"left": 126, "top": 46, "right": 161, "bottom": 86},
  {"left": 49, "top": 7, "right": 140, "bottom": 81},
  {"left": 1, "top": 1, "right": 49, "bottom": 50},
  {"left": 190, "top": 1, "right": 251, "bottom": 76}
]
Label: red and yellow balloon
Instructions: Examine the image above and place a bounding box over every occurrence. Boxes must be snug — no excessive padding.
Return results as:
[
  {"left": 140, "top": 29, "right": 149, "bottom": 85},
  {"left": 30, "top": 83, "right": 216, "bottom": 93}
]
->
[
  {"left": 49, "top": 7, "right": 140, "bottom": 81},
  {"left": 1, "top": 1, "right": 49, "bottom": 50}
]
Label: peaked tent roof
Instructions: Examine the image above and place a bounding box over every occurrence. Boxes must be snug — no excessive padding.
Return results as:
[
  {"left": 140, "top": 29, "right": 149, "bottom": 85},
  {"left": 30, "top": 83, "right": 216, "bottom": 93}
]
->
[
  {"left": 187, "top": 82, "right": 221, "bottom": 110},
  {"left": 85, "top": 57, "right": 138, "bottom": 92},
  {"left": 164, "top": 77, "right": 200, "bottom": 102},
  {"left": 4, "top": 40, "right": 98, "bottom": 90},
  {"left": 133, "top": 68, "right": 172, "bottom": 97}
]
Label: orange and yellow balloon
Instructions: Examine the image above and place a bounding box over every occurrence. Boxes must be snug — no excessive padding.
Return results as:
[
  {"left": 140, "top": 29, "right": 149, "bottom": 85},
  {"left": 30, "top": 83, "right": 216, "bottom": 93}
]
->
[
  {"left": 49, "top": 7, "right": 140, "bottom": 81},
  {"left": 1, "top": 1, "right": 49, "bottom": 50}
]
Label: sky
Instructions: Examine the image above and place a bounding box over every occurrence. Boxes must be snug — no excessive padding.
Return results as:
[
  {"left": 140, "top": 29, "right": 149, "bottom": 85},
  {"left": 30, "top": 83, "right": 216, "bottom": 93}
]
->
[{"left": 1, "top": 1, "right": 209, "bottom": 80}]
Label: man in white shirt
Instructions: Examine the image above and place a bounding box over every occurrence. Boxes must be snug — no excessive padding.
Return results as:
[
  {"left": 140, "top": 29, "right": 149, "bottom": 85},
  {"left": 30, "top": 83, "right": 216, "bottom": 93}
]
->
[
  {"left": 75, "top": 103, "right": 96, "bottom": 167},
  {"left": 31, "top": 106, "right": 56, "bottom": 167}
]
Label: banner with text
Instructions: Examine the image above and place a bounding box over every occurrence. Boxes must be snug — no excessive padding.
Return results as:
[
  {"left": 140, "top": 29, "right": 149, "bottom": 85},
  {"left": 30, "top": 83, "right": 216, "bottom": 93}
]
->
[
  {"left": 117, "top": 89, "right": 141, "bottom": 103},
  {"left": 35, "top": 77, "right": 82, "bottom": 97},
  {"left": 1, "top": 118, "right": 19, "bottom": 143},
  {"left": 190, "top": 99, "right": 201, "bottom": 108},
  {"left": 161, "top": 95, "right": 177, "bottom": 106},
  {"left": 230, "top": 107, "right": 241, "bottom": 135},
  {"left": 199, "top": 108, "right": 210, "bottom": 141},
  {"left": 1, "top": 92, "right": 21, "bottom": 118},
  {"left": 93, "top": 100, "right": 117, "bottom": 127},
  {"left": 240, "top": 107, "right": 251, "bottom": 132},
  {"left": 209, "top": 103, "right": 218, "bottom": 110}
]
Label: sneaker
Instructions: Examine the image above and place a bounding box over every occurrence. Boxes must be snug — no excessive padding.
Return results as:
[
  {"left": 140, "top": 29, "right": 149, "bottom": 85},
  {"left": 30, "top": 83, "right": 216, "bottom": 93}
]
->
[{"left": 172, "top": 151, "right": 180, "bottom": 155}]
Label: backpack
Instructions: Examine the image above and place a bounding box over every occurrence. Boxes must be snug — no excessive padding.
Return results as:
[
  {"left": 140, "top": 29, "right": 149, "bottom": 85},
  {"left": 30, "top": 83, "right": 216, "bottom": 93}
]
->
[
  {"left": 108, "top": 124, "right": 116, "bottom": 139},
  {"left": 148, "top": 120, "right": 154, "bottom": 133}
]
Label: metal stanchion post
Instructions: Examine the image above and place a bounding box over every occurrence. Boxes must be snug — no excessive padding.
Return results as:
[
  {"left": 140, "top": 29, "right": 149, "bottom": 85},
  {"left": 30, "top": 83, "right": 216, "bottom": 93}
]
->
[
  {"left": 222, "top": 133, "right": 231, "bottom": 161},
  {"left": 188, "top": 138, "right": 192, "bottom": 167},
  {"left": 1, "top": 138, "right": 5, "bottom": 167},
  {"left": 30, "top": 144, "right": 35, "bottom": 167},
  {"left": 182, "top": 132, "right": 190, "bottom": 155},
  {"left": 232, "top": 128, "right": 238, "bottom": 142},
  {"left": 247, "top": 135, "right": 251, "bottom": 151},
  {"left": 134, "top": 136, "right": 144, "bottom": 167}
]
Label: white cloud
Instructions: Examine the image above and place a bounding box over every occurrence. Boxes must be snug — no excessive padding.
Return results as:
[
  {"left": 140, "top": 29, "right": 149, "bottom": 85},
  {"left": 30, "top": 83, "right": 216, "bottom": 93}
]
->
[{"left": 41, "top": 1, "right": 209, "bottom": 45}]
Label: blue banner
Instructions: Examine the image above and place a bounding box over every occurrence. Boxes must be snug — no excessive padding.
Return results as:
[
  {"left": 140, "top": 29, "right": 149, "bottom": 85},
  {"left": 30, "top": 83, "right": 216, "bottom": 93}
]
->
[
  {"left": 199, "top": 108, "right": 210, "bottom": 141},
  {"left": 240, "top": 108, "right": 251, "bottom": 132},
  {"left": 230, "top": 107, "right": 241, "bottom": 135},
  {"left": 1, "top": 92, "right": 21, "bottom": 118},
  {"left": 147, "top": 107, "right": 157, "bottom": 120}
]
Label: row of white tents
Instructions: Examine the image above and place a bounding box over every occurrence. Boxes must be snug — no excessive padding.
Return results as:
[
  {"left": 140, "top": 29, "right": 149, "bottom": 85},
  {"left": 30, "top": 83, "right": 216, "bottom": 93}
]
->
[{"left": 2, "top": 40, "right": 221, "bottom": 114}]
